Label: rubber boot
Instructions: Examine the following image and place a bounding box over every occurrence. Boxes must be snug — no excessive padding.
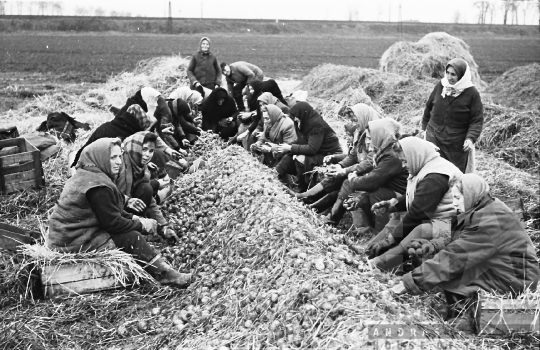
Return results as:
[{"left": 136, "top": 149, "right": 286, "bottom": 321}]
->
[
  {"left": 310, "top": 191, "right": 339, "bottom": 213},
  {"left": 145, "top": 257, "right": 192, "bottom": 288}
]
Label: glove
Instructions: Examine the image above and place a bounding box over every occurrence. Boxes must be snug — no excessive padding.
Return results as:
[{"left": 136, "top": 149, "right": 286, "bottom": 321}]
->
[
  {"left": 160, "top": 226, "right": 180, "bottom": 243},
  {"left": 366, "top": 237, "right": 394, "bottom": 259},
  {"left": 137, "top": 217, "right": 158, "bottom": 235},
  {"left": 371, "top": 198, "right": 399, "bottom": 215}
]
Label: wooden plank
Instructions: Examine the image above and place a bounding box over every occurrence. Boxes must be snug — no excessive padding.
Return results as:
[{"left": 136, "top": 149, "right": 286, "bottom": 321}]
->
[
  {"left": 480, "top": 298, "right": 540, "bottom": 310},
  {"left": 25, "top": 140, "right": 38, "bottom": 152},
  {"left": 0, "top": 146, "right": 19, "bottom": 157},
  {"left": 2, "top": 161, "right": 35, "bottom": 175},
  {"left": 0, "top": 138, "right": 22, "bottom": 149},
  {"left": 1, "top": 152, "right": 33, "bottom": 167},
  {"left": 32, "top": 150, "right": 44, "bottom": 188},
  {"left": 4, "top": 169, "right": 35, "bottom": 184},
  {"left": 41, "top": 263, "right": 132, "bottom": 299},
  {"left": 477, "top": 311, "right": 540, "bottom": 335},
  {"left": 0, "top": 157, "right": 4, "bottom": 194},
  {"left": 4, "top": 179, "right": 38, "bottom": 193},
  {"left": 0, "top": 228, "right": 35, "bottom": 251}
]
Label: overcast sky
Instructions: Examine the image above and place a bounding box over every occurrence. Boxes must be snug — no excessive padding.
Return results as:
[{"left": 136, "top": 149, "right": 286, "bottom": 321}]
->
[{"left": 3, "top": 0, "right": 539, "bottom": 24}]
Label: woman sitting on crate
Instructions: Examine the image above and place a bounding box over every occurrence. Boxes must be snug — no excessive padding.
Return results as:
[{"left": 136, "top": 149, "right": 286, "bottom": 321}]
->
[
  {"left": 325, "top": 119, "right": 409, "bottom": 227},
  {"left": 295, "top": 103, "right": 380, "bottom": 212},
  {"left": 390, "top": 173, "right": 539, "bottom": 329},
  {"left": 250, "top": 105, "right": 297, "bottom": 167},
  {"left": 367, "top": 137, "right": 462, "bottom": 271},
  {"left": 48, "top": 138, "right": 191, "bottom": 288},
  {"left": 200, "top": 87, "right": 239, "bottom": 140},
  {"left": 274, "top": 102, "right": 342, "bottom": 193},
  {"left": 116, "top": 131, "right": 178, "bottom": 241}
]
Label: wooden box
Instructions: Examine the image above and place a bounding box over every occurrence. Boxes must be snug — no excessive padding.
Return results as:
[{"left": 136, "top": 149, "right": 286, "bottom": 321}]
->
[
  {"left": 476, "top": 297, "right": 540, "bottom": 335},
  {"left": 0, "top": 138, "right": 45, "bottom": 194},
  {"left": 41, "top": 262, "right": 133, "bottom": 299}
]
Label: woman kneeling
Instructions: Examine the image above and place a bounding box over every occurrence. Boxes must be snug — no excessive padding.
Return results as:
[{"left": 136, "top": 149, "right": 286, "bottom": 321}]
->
[{"left": 47, "top": 138, "right": 190, "bottom": 288}]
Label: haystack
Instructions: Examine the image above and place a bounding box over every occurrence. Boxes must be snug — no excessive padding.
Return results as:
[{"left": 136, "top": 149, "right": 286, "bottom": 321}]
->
[
  {"left": 380, "top": 32, "right": 486, "bottom": 88},
  {"left": 487, "top": 63, "right": 540, "bottom": 110}
]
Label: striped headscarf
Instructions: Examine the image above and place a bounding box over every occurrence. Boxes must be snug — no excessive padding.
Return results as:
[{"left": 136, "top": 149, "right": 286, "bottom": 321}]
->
[
  {"left": 127, "top": 104, "right": 157, "bottom": 131},
  {"left": 116, "top": 131, "right": 151, "bottom": 196}
]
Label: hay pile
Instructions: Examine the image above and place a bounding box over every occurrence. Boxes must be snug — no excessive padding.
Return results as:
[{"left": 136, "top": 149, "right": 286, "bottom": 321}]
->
[
  {"left": 487, "top": 63, "right": 540, "bottom": 110},
  {"left": 379, "top": 32, "right": 486, "bottom": 88},
  {"left": 476, "top": 103, "right": 539, "bottom": 173}
]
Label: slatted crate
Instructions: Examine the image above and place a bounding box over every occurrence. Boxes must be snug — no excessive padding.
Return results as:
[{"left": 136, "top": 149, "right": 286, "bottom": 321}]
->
[
  {"left": 0, "top": 137, "right": 45, "bottom": 194},
  {"left": 476, "top": 297, "right": 540, "bottom": 335}
]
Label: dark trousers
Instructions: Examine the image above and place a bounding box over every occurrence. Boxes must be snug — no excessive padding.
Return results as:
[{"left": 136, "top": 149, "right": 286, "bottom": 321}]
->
[
  {"left": 233, "top": 81, "right": 247, "bottom": 111},
  {"left": 275, "top": 154, "right": 308, "bottom": 191},
  {"left": 111, "top": 231, "right": 156, "bottom": 263},
  {"left": 354, "top": 187, "right": 398, "bottom": 232}
]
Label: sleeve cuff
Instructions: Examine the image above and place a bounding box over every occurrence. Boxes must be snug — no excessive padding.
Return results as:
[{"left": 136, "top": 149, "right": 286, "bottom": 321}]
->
[
  {"left": 402, "top": 273, "right": 423, "bottom": 295},
  {"left": 290, "top": 144, "right": 299, "bottom": 155}
]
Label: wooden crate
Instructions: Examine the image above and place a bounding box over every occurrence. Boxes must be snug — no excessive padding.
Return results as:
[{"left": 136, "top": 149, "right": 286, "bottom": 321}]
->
[
  {"left": 0, "top": 223, "right": 41, "bottom": 252},
  {"left": 476, "top": 297, "right": 540, "bottom": 335},
  {"left": 0, "top": 137, "right": 45, "bottom": 194},
  {"left": 41, "top": 262, "right": 133, "bottom": 299}
]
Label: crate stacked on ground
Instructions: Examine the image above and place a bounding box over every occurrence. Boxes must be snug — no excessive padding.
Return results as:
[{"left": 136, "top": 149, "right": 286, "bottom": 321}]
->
[{"left": 0, "top": 137, "right": 44, "bottom": 194}]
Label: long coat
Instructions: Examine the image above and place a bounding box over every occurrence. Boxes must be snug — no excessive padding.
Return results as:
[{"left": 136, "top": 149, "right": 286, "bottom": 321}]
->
[
  {"left": 187, "top": 51, "right": 222, "bottom": 89},
  {"left": 403, "top": 195, "right": 539, "bottom": 297},
  {"left": 422, "top": 82, "right": 483, "bottom": 172}
]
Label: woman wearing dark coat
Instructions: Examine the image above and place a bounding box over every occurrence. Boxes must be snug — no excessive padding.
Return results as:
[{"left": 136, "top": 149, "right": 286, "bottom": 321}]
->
[
  {"left": 186, "top": 37, "right": 222, "bottom": 91},
  {"left": 162, "top": 98, "right": 202, "bottom": 148},
  {"left": 48, "top": 138, "right": 190, "bottom": 287},
  {"left": 422, "top": 58, "right": 483, "bottom": 173},
  {"left": 275, "top": 102, "right": 342, "bottom": 192},
  {"left": 392, "top": 174, "right": 539, "bottom": 326},
  {"left": 200, "top": 87, "right": 239, "bottom": 139}
]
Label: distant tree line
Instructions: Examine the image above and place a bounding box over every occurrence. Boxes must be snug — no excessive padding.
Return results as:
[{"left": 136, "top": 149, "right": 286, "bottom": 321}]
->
[
  {"left": 467, "top": 0, "right": 539, "bottom": 25},
  {"left": 0, "top": 1, "right": 132, "bottom": 17}
]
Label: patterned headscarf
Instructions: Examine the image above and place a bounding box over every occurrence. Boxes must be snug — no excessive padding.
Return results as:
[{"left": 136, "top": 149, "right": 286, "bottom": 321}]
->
[
  {"left": 75, "top": 138, "right": 122, "bottom": 180},
  {"left": 127, "top": 104, "right": 157, "bottom": 131},
  {"left": 116, "top": 131, "right": 152, "bottom": 196}
]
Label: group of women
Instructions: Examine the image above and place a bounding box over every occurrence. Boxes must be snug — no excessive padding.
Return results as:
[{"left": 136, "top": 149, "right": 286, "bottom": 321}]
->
[{"left": 47, "top": 36, "right": 538, "bottom": 324}]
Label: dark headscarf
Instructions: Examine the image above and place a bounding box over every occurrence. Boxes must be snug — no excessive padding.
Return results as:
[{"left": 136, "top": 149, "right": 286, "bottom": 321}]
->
[
  {"left": 248, "top": 79, "right": 287, "bottom": 111},
  {"left": 289, "top": 102, "right": 332, "bottom": 137},
  {"left": 446, "top": 58, "right": 468, "bottom": 80},
  {"left": 201, "top": 87, "right": 238, "bottom": 124}
]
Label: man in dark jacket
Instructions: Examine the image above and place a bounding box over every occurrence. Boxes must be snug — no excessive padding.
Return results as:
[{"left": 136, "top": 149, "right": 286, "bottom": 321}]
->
[
  {"left": 186, "top": 37, "right": 222, "bottom": 92},
  {"left": 220, "top": 61, "right": 264, "bottom": 111}
]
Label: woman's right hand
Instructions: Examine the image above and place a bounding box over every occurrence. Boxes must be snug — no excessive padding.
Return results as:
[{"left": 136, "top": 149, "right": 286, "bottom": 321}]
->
[
  {"left": 323, "top": 155, "right": 334, "bottom": 165},
  {"left": 127, "top": 198, "right": 147, "bottom": 213},
  {"left": 371, "top": 198, "right": 399, "bottom": 215}
]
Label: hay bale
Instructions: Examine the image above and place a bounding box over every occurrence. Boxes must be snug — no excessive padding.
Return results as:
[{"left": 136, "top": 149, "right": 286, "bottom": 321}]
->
[
  {"left": 487, "top": 63, "right": 540, "bottom": 110},
  {"left": 380, "top": 32, "right": 486, "bottom": 88}
]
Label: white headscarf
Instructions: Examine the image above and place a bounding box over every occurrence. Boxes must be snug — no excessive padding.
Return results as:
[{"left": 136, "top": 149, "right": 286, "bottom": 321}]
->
[
  {"left": 169, "top": 86, "right": 203, "bottom": 106},
  {"left": 141, "top": 87, "right": 161, "bottom": 118},
  {"left": 440, "top": 59, "right": 474, "bottom": 98}
]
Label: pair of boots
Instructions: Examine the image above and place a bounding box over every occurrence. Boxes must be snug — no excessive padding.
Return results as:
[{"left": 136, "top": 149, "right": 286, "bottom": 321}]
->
[{"left": 145, "top": 256, "right": 192, "bottom": 288}]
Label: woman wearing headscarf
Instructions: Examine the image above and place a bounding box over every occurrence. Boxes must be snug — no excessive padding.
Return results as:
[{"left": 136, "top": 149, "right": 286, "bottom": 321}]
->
[
  {"left": 391, "top": 174, "right": 539, "bottom": 327},
  {"left": 200, "top": 87, "right": 239, "bottom": 139},
  {"left": 72, "top": 87, "right": 183, "bottom": 167},
  {"left": 250, "top": 105, "right": 297, "bottom": 167},
  {"left": 257, "top": 92, "right": 289, "bottom": 114},
  {"left": 48, "top": 138, "right": 191, "bottom": 287},
  {"left": 186, "top": 37, "right": 222, "bottom": 92},
  {"left": 162, "top": 97, "right": 202, "bottom": 148},
  {"left": 275, "top": 102, "right": 342, "bottom": 192},
  {"left": 368, "top": 137, "right": 462, "bottom": 271},
  {"left": 296, "top": 104, "right": 380, "bottom": 211},
  {"left": 169, "top": 86, "right": 204, "bottom": 114},
  {"left": 325, "top": 119, "right": 409, "bottom": 227},
  {"left": 422, "top": 58, "right": 483, "bottom": 173}
]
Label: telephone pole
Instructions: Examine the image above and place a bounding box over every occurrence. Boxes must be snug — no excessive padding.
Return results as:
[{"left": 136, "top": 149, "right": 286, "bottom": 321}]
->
[{"left": 167, "top": 1, "right": 172, "bottom": 32}]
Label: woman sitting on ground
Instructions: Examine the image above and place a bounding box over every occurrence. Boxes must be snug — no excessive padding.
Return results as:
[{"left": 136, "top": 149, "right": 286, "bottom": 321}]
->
[
  {"left": 200, "top": 87, "right": 239, "bottom": 140},
  {"left": 275, "top": 102, "right": 342, "bottom": 192},
  {"left": 163, "top": 97, "right": 202, "bottom": 149},
  {"left": 297, "top": 103, "right": 380, "bottom": 212},
  {"left": 47, "top": 138, "right": 190, "bottom": 287},
  {"left": 367, "top": 137, "right": 462, "bottom": 271},
  {"left": 325, "top": 119, "right": 409, "bottom": 227},
  {"left": 391, "top": 173, "right": 539, "bottom": 328},
  {"left": 250, "top": 105, "right": 297, "bottom": 167},
  {"left": 116, "top": 131, "right": 178, "bottom": 241}
]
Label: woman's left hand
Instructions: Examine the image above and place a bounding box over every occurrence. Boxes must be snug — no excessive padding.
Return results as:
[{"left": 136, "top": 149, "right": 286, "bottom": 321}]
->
[
  {"left": 127, "top": 198, "right": 147, "bottom": 213},
  {"left": 463, "top": 139, "right": 474, "bottom": 152},
  {"left": 146, "top": 162, "right": 158, "bottom": 171},
  {"left": 348, "top": 172, "right": 358, "bottom": 181},
  {"left": 277, "top": 144, "right": 292, "bottom": 154},
  {"left": 391, "top": 281, "right": 407, "bottom": 295}
]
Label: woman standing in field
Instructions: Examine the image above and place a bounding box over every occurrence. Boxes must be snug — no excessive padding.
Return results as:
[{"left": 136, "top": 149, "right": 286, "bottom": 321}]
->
[
  {"left": 187, "top": 37, "right": 222, "bottom": 94},
  {"left": 422, "top": 58, "right": 483, "bottom": 173}
]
